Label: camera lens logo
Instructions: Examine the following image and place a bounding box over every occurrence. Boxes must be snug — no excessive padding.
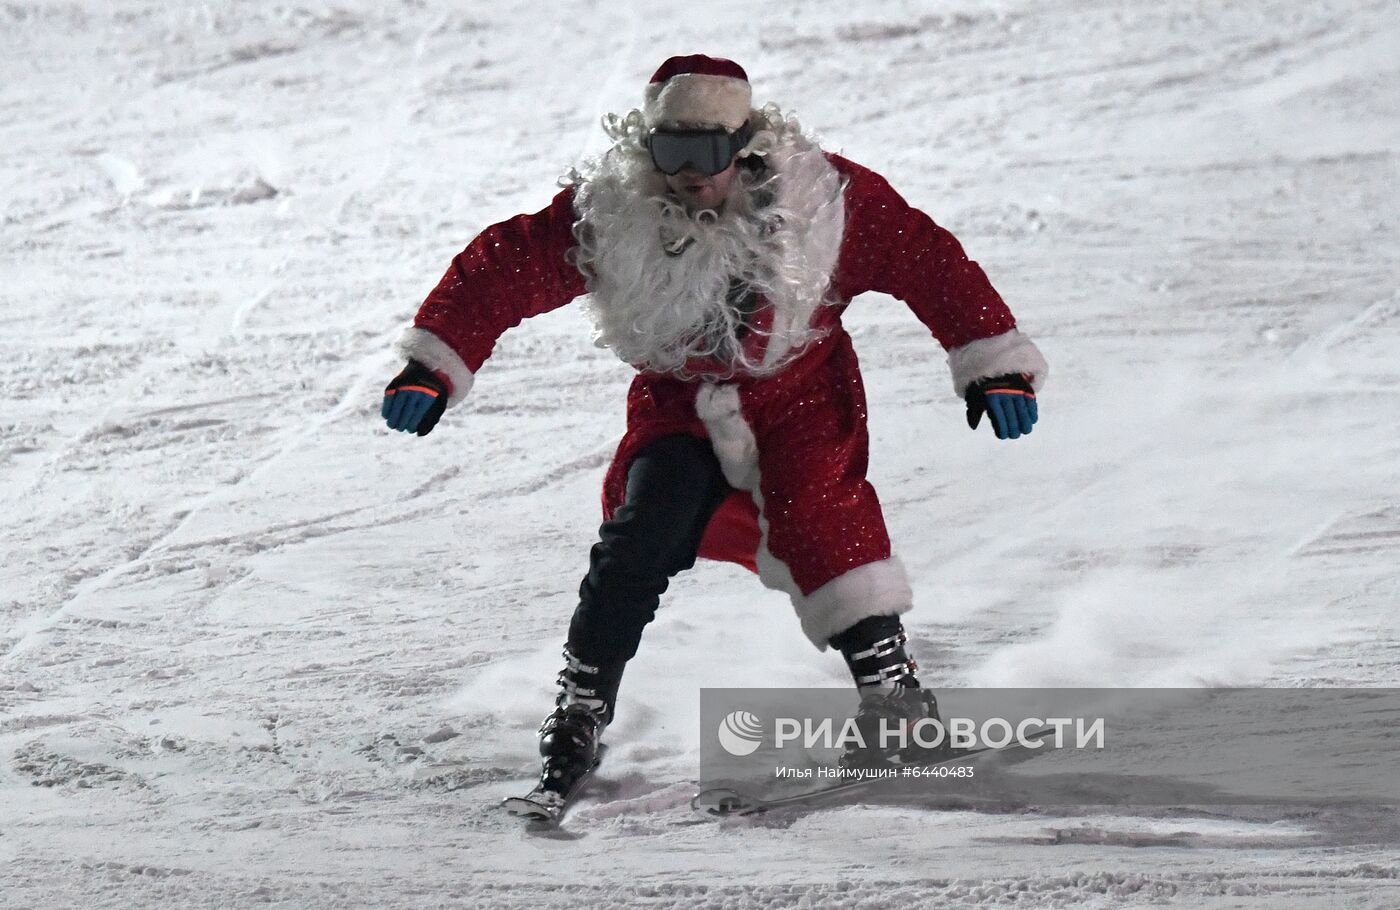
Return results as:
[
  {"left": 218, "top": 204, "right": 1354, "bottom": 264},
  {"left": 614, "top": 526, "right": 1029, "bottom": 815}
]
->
[{"left": 717, "top": 711, "right": 764, "bottom": 756}]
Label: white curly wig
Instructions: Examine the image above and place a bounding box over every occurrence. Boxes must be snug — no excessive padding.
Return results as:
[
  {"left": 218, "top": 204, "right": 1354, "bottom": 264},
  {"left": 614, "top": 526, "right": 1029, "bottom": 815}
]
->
[{"left": 565, "top": 104, "right": 848, "bottom": 379}]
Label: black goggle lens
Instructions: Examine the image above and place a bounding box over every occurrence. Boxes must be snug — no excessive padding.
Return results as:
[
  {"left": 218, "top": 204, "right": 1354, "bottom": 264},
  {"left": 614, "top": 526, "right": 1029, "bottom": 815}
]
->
[{"left": 648, "top": 124, "right": 752, "bottom": 176}]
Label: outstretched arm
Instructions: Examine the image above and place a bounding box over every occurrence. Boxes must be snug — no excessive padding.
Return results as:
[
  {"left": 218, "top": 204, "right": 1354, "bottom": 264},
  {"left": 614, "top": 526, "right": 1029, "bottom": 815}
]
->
[
  {"left": 393, "top": 187, "right": 588, "bottom": 414},
  {"left": 831, "top": 155, "right": 1048, "bottom": 399}
]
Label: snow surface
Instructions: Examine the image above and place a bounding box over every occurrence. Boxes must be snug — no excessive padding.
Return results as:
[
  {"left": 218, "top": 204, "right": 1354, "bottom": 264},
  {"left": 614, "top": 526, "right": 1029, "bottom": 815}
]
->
[{"left": 3, "top": 0, "right": 1399, "bottom": 906}]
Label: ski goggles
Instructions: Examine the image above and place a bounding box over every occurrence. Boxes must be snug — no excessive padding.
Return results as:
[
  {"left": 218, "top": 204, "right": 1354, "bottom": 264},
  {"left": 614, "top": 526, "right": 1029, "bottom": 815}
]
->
[{"left": 646, "top": 122, "right": 754, "bottom": 177}]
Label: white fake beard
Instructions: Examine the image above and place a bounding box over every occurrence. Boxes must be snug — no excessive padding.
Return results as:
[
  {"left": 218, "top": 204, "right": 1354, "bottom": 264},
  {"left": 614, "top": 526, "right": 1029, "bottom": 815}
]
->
[{"left": 568, "top": 109, "right": 846, "bottom": 379}]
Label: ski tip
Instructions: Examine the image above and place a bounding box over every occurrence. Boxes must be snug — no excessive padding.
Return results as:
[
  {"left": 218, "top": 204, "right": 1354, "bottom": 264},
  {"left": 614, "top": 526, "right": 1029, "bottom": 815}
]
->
[
  {"left": 690, "top": 787, "right": 760, "bottom": 817},
  {"left": 501, "top": 794, "right": 564, "bottom": 822}
]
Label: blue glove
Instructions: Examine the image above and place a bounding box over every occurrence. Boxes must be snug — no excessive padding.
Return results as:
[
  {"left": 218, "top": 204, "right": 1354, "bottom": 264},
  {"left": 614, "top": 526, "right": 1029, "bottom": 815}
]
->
[
  {"left": 382, "top": 360, "right": 448, "bottom": 436},
  {"left": 965, "top": 374, "right": 1037, "bottom": 440}
]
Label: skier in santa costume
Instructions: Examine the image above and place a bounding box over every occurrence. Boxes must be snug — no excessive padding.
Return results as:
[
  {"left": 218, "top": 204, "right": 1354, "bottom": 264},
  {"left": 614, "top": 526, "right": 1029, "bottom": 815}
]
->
[{"left": 382, "top": 55, "right": 1047, "bottom": 795}]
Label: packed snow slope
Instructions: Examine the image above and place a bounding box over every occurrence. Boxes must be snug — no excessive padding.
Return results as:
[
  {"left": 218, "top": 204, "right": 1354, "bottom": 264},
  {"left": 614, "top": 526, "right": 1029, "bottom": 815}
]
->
[{"left": 3, "top": 0, "right": 1399, "bottom": 907}]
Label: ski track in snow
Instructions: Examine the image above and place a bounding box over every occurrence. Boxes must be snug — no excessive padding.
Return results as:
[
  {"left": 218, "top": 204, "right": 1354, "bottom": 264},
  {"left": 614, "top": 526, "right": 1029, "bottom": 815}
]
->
[{"left": 3, "top": 0, "right": 1399, "bottom": 907}]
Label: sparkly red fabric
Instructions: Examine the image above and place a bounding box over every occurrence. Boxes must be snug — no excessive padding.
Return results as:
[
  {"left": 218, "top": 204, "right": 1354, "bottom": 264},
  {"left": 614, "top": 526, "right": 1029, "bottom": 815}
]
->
[
  {"left": 414, "top": 188, "right": 586, "bottom": 374},
  {"left": 411, "top": 154, "right": 1019, "bottom": 593}
]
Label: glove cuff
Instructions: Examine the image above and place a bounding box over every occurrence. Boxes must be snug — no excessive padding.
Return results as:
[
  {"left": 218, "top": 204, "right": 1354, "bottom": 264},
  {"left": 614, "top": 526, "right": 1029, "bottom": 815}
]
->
[
  {"left": 394, "top": 360, "right": 450, "bottom": 397},
  {"left": 965, "top": 373, "right": 1035, "bottom": 398}
]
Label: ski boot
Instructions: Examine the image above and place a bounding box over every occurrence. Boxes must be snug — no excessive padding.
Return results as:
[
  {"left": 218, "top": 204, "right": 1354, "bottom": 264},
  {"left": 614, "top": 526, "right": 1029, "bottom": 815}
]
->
[
  {"left": 829, "top": 616, "right": 948, "bottom": 770},
  {"left": 536, "top": 645, "right": 624, "bottom": 798},
  {"left": 840, "top": 686, "right": 948, "bottom": 769}
]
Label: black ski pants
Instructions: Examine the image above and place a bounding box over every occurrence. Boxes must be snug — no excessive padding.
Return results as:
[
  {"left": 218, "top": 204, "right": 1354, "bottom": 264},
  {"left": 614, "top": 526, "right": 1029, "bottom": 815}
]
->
[{"left": 567, "top": 434, "right": 732, "bottom": 667}]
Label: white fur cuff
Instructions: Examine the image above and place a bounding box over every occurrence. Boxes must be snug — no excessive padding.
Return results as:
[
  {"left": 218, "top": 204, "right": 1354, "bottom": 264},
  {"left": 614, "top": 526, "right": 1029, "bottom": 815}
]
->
[
  {"left": 797, "top": 557, "right": 914, "bottom": 650},
  {"left": 947, "top": 329, "right": 1049, "bottom": 397},
  {"left": 394, "top": 326, "right": 476, "bottom": 407}
]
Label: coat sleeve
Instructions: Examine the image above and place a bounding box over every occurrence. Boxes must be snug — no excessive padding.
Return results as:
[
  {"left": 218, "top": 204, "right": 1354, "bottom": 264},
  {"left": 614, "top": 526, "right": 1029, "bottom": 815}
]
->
[
  {"left": 394, "top": 187, "right": 589, "bottom": 405},
  {"left": 831, "top": 155, "right": 1047, "bottom": 395}
]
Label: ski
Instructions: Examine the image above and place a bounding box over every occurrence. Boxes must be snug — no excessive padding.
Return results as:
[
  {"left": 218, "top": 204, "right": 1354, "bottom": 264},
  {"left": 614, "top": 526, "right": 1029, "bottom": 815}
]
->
[
  {"left": 691, "top": 727, "right": 1053, "bottom": 817},
  {"left": 501, "top": 744, "right": 607, "bottom": 824},
  {"left": 501, "top": 788, "right": 574, "bottom": 823}
]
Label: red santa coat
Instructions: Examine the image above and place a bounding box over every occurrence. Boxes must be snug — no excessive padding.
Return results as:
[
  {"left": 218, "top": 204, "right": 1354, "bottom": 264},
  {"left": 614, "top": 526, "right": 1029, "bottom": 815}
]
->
[{"left": 399, "top": 152, "right": 1047, "bottom": 648}]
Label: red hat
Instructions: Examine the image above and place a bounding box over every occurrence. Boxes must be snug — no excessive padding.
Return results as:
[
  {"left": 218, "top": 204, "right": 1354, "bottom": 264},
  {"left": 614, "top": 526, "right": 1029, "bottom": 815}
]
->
[{"left": 644, "top": 54, "right": 752, "bottom": 131}]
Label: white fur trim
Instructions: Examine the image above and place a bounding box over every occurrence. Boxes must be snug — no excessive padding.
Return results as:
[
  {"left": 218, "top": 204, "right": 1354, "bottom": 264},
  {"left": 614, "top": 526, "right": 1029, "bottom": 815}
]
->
[
  {"left": 644, "top": 73, "right": 751, "bottom": 130},
  {"left": 694, "top": 383, "right": 758, "bottom": 489},
  {"left": 797, "top": 558, "right": 914, "bottom": 650},
  {"left": 750, "top": 485, "right": 807, "bottom": 603},
  {"left": 756, "top": 136, "right": 845, "bottom": 369},
  {"left": 692, "top": 382, "right": 805, "bottom": 611},
  {"left": 693, "top": 381, "right": 913, "bottom": 651},
  {"left": 946, "top": 328, "right": 1048, "bottom": 397},
  {"left": 393, "top": 326, "right": 476, "bottom": 407}
]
